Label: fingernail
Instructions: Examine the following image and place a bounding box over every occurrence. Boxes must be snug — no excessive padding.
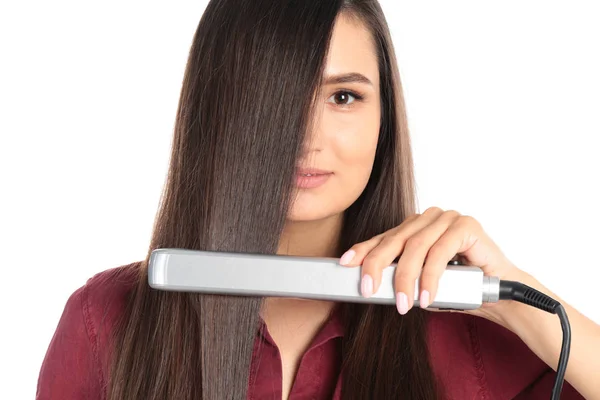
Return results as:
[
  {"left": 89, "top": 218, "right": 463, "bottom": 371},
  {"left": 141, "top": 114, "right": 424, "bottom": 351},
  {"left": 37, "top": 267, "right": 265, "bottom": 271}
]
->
[
  {"left": 420, "top": 290, "right": 430, "bottom": 308},
  {"left": 361, "top": 274, "right": 373, "bottom": 298},
  {"left": 340, "top": 250, "right": 356, "bottom": 265},
  {"left": 396, "top": 292, "right": 409, "bottom": 315}
]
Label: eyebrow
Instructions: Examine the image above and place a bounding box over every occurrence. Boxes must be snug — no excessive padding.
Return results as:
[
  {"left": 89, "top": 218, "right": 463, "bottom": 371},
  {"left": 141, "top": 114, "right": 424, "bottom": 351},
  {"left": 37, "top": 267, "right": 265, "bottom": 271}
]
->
[{"left": 322, "top": 72, "right": 373, "bottom": 86}]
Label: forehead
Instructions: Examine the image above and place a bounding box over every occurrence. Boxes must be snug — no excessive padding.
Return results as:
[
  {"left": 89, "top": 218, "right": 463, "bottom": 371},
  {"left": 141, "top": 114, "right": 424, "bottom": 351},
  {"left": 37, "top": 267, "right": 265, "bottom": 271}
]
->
[{"left": 324, "top": 14, "right": 379, "bottom": 84}]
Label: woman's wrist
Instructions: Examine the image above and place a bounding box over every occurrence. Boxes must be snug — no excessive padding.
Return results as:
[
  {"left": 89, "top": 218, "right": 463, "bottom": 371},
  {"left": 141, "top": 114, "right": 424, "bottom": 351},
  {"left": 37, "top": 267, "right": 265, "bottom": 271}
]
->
[
  {"left": 480, "top": 268, "right": 552, "bottom": 337},
  {"left": 489, "top": 269, "right": 567, "bottom": 360}
]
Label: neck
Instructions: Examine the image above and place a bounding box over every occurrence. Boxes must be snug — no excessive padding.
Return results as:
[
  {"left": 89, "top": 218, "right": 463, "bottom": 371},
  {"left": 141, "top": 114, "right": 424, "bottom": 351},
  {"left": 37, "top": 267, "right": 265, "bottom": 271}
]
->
[
  {"left": 277, "top": 213, "right": 344, "bottom": 258},
  {"left": 263, "top": 213, "right": 343, "bottom": 336}
]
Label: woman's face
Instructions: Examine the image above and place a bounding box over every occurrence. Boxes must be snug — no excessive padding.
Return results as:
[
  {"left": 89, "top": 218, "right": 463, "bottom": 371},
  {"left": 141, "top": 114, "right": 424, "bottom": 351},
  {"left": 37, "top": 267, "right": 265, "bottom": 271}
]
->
[{"left": 288, "top": 14, "right": 381, "bottom": 222}]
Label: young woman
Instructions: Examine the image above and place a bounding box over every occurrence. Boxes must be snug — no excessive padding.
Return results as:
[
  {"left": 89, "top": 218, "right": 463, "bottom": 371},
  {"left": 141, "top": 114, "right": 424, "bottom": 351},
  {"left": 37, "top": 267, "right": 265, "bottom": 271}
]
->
[{"left": 37, "top": 0, "right": 598, "bottom": 399}]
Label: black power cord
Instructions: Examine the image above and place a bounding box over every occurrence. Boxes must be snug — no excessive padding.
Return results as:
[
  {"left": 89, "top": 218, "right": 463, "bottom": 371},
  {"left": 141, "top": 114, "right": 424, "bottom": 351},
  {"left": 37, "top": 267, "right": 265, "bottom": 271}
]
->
[{"left": 499, "top": 281, "right": 571, "bottom": 400}]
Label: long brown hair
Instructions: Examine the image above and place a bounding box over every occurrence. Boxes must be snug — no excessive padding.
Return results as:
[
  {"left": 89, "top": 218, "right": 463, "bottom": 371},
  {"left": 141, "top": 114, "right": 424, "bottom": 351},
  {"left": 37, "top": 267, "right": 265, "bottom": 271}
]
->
[{"left": 108, "top": 0, "right": 442, "bottom": 398}]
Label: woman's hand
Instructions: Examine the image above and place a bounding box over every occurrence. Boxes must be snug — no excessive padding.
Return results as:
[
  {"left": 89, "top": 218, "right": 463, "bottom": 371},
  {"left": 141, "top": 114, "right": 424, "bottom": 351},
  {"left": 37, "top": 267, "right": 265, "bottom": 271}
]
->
[
  {"left": 340, "top": 206, "right": 600, "bottom": 399},
  {"left": 339, "top": 206, "right": 527, "bottom": 327}
]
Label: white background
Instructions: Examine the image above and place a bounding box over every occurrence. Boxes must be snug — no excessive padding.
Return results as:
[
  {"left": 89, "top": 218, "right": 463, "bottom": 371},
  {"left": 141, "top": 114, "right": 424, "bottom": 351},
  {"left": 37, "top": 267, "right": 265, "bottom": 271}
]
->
[{"left": 1, "top": 1, "right": 599, "bottom": 399}]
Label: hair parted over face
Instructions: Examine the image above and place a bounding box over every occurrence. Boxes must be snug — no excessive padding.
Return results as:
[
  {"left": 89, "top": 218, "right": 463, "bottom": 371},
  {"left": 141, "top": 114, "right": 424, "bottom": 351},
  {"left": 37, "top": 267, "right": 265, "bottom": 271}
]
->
[
  {"left": 108, "top": 1, "right": 442, "bottom": 399},
  {"left": 289, "top": 13, "right": 381, "bottom": 222}
]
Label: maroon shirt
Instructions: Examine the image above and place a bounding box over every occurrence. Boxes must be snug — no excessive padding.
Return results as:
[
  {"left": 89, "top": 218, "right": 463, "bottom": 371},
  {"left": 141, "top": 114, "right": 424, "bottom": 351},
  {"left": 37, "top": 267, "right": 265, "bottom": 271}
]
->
[{"left": 37, "top": 262, "right": 585, "bottom": 399}]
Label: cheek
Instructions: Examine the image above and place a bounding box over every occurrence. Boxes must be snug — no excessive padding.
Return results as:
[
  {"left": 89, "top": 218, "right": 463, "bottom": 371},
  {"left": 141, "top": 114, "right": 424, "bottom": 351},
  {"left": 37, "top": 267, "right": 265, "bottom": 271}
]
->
[{"left": 332, "top": 121, "right": 379, "bottom": 182}]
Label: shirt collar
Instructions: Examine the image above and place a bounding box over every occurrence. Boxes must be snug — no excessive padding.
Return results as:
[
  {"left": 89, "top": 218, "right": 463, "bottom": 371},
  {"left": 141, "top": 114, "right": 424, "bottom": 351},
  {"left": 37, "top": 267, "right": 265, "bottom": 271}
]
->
[{"left": 257, "top": 302, "right": 345, "bottom": 347}]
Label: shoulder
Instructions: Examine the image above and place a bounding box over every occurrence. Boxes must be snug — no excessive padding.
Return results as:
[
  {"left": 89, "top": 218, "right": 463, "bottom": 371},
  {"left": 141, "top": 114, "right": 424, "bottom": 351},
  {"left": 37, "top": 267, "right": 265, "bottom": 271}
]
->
[
  {"left": 37, "top": 261, "right": 143, "bottom": 399},
  {"left": 66, "top": 261, "right": 142, "bottom": 368},
  {"left": 80, "top": 261, "right": 142, "bottom": 322},
  {"left": 77, "top": 261, "right": 142, "bottom": 362},
  {"left": 66, "top": 261, "right": 143, "bottom": 352},
  {"left": 426, "top": 311, "right": 551, "bottom": 400}
]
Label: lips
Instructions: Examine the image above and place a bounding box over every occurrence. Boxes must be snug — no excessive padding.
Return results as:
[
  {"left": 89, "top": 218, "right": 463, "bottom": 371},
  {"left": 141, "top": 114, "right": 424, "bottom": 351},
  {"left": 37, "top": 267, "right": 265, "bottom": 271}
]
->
[
  {"left": 295, "top": 168, "right": 333, "bottom": 189},
  {"left": 295, "top": 168, "right": 332, "bottom": 176}
]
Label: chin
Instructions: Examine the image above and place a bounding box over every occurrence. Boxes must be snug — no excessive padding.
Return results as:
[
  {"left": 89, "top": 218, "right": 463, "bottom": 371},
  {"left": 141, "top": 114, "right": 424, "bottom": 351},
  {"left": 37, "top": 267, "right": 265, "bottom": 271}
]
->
[
  {"left": 287, "top": 206, "right": 336, "bottom": 222},
  {"left": 286, "top": 194, "right": 337, "bottom": 221},
  {"left": 287, "top": 187, "right": 364, "bottom": 222}
]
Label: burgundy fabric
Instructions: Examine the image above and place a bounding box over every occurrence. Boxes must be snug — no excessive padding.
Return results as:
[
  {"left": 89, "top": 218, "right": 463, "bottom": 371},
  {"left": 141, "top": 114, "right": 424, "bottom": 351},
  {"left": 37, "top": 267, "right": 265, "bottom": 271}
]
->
[{"left": 37, "top": 263, "right": 585, "bottom": 399}]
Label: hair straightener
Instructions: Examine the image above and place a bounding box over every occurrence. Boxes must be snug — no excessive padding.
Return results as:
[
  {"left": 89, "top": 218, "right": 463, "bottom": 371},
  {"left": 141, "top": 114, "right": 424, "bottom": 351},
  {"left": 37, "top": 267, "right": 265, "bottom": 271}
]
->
[
  {"left": 148, "top": 247, "right": 571, "bottom": 400},
  {"left": 148, "top": 248, "right": 498, "bottom": 309}
]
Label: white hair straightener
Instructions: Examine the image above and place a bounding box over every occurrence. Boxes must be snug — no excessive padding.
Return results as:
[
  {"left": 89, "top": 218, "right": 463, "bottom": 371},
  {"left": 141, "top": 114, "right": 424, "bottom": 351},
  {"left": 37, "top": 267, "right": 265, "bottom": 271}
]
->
[
  {"left": 147, "top": 248, "right": 498, "bottom": 310},
  {"left": 147, "top": 247, "right": 571, "bottom": 400}
]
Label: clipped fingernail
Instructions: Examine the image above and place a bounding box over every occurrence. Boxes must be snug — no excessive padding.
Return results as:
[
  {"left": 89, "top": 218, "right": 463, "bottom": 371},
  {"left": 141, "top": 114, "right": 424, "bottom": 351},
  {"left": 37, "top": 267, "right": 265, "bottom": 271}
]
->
[
  {"left": 339, "top": 250, "right": 356, "bottom": 265},
  {"left": 361, "top": 274, "right": 373, "bottom": 298},
  {"left": 396, "top": 292, "right": 409, "bottom": 315},
  {"left": 420, "top": 290, "right": 430, "bottom": 308}
]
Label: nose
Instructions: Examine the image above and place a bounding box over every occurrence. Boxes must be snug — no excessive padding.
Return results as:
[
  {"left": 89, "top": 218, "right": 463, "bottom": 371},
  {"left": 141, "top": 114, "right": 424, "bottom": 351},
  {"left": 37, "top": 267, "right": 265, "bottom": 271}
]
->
[
  {"left": 299, "top": 129, "right": 323, "bottom": 166},
  {"left": 300, "top": 109, "right": 324, "bottom": 158}
]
